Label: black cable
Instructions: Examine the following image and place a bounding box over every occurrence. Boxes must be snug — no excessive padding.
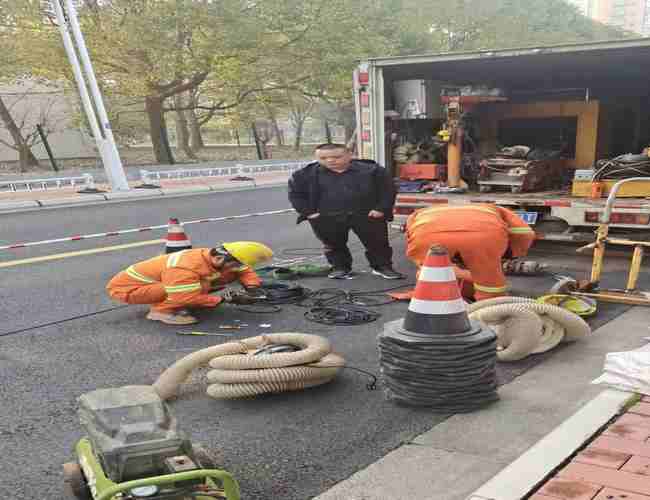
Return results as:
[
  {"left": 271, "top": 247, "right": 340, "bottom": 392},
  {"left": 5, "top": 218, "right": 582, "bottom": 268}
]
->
[
  {"left": 592, "top": 155, "right": 650, "bottom": 181},
  {"left": 0, "top": 305, "right": 129, "bottom": 338},
  {"left": 235, "top": 282, "right": 415, "bottom": 325},
  {"left": 305, "top": 306, "right": 381, "bottom": 325}
]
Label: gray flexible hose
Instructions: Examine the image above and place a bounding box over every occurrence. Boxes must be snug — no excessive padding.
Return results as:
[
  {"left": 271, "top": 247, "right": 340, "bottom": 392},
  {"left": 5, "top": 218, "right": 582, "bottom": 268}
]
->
[{"left": 153, "top": 333, "right": 344, "bottom": 400}]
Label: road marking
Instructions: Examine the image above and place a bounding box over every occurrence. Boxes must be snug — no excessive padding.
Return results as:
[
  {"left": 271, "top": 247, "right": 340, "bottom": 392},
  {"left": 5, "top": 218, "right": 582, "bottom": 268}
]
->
[{"left": 0, "top": 239, "right": 165, "bottom": 269}]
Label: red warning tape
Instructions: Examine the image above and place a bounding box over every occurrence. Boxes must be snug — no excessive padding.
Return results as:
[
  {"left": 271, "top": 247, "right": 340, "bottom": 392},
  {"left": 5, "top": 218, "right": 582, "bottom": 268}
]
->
[{"left": 0, "top": 209, "right": 295, "bottom": 252}]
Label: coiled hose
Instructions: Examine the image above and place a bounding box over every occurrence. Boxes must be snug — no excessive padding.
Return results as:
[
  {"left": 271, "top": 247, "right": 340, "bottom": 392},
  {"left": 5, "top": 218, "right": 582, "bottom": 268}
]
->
[
  {"left": 153, "top": 333, "right": 345, "bottom": 400},
  {"left": 467, "top": 297, "right": 591, "bottom": 362}
]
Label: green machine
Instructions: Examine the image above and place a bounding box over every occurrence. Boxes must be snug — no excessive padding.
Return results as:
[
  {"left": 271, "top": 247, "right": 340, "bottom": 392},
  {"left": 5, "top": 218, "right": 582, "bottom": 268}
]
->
[{"left": 63, "top": 385, "right": 240, "bottom": 500}]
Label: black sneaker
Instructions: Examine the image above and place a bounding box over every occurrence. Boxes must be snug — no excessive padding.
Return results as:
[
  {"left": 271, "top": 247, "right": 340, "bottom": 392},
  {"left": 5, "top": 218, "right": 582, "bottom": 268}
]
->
[
  {"left": 328, "top": 268, "right": 353, "bottom": 279},
  {"left": 372, "top": 266, "right": 404, "bottom": 280}
]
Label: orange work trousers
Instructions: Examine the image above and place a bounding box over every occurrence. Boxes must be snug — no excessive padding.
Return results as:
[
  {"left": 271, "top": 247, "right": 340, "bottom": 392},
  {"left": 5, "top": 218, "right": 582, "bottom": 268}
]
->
[
  {"left": 106, "top": 273, "right": 179, "bottom": 313},
  {"left": 407, "top": 230, "right": 509, "bottom": 301}
]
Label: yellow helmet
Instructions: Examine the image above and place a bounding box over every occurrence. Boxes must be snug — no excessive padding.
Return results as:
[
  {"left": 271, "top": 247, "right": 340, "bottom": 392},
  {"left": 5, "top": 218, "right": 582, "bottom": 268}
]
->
[{"left": 221, "top": 241, "right": 273, "bottom": 268}]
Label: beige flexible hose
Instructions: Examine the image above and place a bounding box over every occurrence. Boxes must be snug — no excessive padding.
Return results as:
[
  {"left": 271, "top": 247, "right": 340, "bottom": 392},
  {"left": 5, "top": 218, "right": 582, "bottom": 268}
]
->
[
  {"left": 153, "top": 333, "right": 344, "bottom": 400},
  {"left": 469, "top": 304, "right": 542, "bottom": 361},
  {"left": 467, "top": 296, "right": 591, "bottom": 362}
]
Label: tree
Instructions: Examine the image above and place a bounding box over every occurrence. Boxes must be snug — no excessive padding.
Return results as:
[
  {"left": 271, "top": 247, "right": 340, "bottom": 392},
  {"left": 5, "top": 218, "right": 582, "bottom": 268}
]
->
[
  {"left": 0, "top": 81, "right": 63, "bottom": 171},
  {"left": 398, "top": 0, "right": 628, "bottom": 53}
]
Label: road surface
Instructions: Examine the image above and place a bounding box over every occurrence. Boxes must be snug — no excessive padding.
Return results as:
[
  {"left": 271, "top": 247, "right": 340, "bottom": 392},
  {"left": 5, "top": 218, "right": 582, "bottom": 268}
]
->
[{"left": 0, "top": 186, "right": 644, "bottom": 499}]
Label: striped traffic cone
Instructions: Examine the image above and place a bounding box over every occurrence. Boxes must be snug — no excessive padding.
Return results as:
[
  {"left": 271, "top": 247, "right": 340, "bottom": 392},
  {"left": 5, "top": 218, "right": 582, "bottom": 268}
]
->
[
  {"left": 378, "top": 244, "right": 498, "bottom": 411},
  {"left": 165, "top": 218, "right": 192, "bottom": 254},
  {"left": 403, "top": 245, "right": 471, "bottom": 336}
]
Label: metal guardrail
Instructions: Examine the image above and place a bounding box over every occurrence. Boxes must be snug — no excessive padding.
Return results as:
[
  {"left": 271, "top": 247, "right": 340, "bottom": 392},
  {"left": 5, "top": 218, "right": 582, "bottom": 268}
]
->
[
  {"left": 0, "top": 173, "right": 97, "bottom": 192},
  {"left": 139, "top": 162, "right": 307, "bottom": 187}
]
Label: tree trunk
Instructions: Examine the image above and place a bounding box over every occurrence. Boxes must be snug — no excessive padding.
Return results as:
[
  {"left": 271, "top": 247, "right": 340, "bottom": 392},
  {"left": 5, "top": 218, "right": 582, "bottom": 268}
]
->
[
  {"left": 173, "top": 94, "right": 197, "bottom": 160},
  {"left": 18, "top": 144, "right": 39, "bottom": 172},
  {"left": 188, "top": 110, "right": 205, "bottom": 151},
  {"left": 0, "top": 96, "right": 39, "bottom": 171},
  {"left": 324, "top": 120, "right": 332, "bottom": 143},
  {"left": 293, "top": 120, "right": 304, "bottom": 151},
  {"left": 145, "top": 96, "right": 175, "bottom": 164}
]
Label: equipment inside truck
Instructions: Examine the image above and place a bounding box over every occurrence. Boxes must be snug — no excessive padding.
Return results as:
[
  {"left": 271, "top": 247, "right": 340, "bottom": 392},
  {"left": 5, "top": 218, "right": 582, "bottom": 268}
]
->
[{"left": 355, "top": 39, "right": 650, "bottom": 240}]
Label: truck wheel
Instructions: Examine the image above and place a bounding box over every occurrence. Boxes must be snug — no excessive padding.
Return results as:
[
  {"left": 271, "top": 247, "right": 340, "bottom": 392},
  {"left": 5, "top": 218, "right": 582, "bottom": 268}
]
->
[
  {"left": 479, "top": 185, "right": 492, "bottom": 193},
  {"left": 63, "top": 463, "right": 91, "bottom": 500},
  {"left": 511, "top": 186, "right": 523, "bottom": 194}
]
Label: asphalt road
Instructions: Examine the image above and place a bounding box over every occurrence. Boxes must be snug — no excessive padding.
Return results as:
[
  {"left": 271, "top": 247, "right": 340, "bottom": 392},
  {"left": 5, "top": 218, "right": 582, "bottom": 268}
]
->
[{"left": 0, "top": 186, "right": 647, "bottom": 500}]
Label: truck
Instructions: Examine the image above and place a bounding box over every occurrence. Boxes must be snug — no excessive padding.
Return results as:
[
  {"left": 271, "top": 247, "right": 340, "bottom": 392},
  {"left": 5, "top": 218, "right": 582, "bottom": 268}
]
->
[{"left": 353, "top": 38, "right": 650, "bottom": 243}]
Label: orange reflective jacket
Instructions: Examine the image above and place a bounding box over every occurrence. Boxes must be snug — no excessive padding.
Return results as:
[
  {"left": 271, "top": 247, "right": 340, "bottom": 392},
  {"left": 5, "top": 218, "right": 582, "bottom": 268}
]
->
[
  {"left": 115, "top": 248, "right": 261, "bottom": 309},
  {"left": 406, "top": 204, "right": 535, "bottom": 258}
]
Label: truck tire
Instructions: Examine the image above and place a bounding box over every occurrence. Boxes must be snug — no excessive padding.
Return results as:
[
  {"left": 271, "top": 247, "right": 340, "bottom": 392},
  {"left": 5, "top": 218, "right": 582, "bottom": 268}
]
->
[
  {"left": 63, "top": 462, "right": 91, "bottom": 500},
  {"left": 479, "top": 185, "right": 492, "bottom": 193}
]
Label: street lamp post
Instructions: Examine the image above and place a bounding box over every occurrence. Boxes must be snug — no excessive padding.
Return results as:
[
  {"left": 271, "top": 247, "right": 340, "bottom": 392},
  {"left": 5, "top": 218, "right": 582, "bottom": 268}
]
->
[{"left": 52, "top": 0, "right": 130, "bottom": 191}]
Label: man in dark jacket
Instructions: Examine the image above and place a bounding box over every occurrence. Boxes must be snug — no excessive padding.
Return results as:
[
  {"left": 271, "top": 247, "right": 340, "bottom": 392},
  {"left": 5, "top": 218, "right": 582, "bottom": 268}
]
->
[{"left": 288, "top": 143, "right": 402, "bottom": 279}]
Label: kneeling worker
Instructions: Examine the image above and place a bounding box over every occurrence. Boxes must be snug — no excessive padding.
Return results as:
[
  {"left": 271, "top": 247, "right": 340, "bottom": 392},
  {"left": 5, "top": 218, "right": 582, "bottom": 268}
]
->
[
  {"left": 405, "top": 204, "right": 535, "bottom": 301},
  {"left": 106, "top": 242, "right": 273, "bottom": 325}
]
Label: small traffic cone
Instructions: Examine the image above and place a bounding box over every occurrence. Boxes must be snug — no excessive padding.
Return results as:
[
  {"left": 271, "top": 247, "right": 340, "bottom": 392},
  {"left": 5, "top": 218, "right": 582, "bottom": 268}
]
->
[
  {"left": 166, "top": 218, "right": 192, "bottom": 254},
  {"left": 402, "top": 245, "right": 471, "bottom": 335}
]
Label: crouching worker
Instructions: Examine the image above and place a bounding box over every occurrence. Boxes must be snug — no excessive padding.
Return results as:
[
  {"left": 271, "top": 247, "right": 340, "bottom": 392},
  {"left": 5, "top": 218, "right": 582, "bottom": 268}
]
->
[
  {"left": 406, "top": 204, "right": 535, "bottom": 301},
  {"left": 106, "top": 242, "right": 273, "bottom": 325}
]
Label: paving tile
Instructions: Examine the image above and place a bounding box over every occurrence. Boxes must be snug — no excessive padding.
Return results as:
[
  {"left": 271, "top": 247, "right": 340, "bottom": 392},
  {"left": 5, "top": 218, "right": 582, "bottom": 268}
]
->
[
  {"left": 538, "top": 477, "right": 602, "bottom": 499},
  {"left": 591, "top": 436, "right": 650, "bottom": 458},
  {"left": 576, "top": 447, "right": 631, "bottom": 469},
  {"left": 561, "top": 462, "right": 650, "bottom": 495},
  {"left": 530, "top": 495, "right": 560, "bottom": 500},
  {"left": 641, "top": 396, "right": 650, "bottom": 403},
  {"left": 593, "top": 487, "right": 650, "bottom": 499},
  {"left": 617, "top": 414, "right": 650, "bottom": 430},
  {"left": 604, "top": 423, "right": 650, "bottom": 442},
  {"left": 630, "top": 403, "right": 650, "bottom": 418},
  {"left": 622, "top": 456, "right": 650, "bottom": 476}
]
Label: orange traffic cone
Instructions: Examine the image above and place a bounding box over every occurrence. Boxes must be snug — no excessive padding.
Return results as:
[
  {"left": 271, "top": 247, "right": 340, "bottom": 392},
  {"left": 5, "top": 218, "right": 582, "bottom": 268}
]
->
[
  {"left": 402, "top": 245, "right": 470, "bottom": 335},
  {"left": 165, "top": 218, "right": 192, "bottom": 254},
  {"left": 378, "top": 244, "right": 498, "bottom": 411}
]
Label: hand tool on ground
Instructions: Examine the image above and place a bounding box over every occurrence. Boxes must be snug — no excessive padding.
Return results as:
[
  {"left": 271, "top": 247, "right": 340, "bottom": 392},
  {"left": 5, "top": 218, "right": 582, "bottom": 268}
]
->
[
  {"left": 64, "top": 385, "right": 240, "bottom": 500},
  {"left": 177, "top": 330, "right": 239, "bottom": 337}
]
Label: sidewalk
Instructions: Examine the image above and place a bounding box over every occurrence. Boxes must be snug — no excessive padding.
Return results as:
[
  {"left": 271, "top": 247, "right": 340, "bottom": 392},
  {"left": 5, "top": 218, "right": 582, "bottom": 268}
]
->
[
  {"left": 0, "top": 171, "right": 291, "bottom": 213},
  {"left": 315, "top": 306, "right": 649, "bottom": 500}
]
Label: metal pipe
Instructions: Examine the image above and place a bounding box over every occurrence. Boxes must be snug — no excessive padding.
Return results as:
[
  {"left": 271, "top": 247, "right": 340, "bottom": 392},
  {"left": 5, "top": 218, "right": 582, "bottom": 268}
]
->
[
  {"left": 602, "top": 177, "right": 650, "bottom": 223},
  {"left": 62, "top": 0, "right": 130, "bottom": 191},
  {"left": 52, "top": 1, "right": 104, "bottom": 146}
]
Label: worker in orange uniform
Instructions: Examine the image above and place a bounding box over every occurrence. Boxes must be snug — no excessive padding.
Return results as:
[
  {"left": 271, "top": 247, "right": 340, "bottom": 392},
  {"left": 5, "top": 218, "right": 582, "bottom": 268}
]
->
[
  {"left": 405, "top": 204, "right": 535, "bottom": 301},
  {"left": 106, "top": 242, "right": 273, "bottom": 325}
]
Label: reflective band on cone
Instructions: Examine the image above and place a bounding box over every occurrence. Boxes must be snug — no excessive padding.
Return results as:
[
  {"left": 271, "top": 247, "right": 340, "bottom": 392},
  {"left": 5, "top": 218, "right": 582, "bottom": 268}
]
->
[
  {"left": 403, "top": 245, "right": 471, "bottom": 335},
  {"left": 165, "top": 217, "right": 192, "bottom": 254}
]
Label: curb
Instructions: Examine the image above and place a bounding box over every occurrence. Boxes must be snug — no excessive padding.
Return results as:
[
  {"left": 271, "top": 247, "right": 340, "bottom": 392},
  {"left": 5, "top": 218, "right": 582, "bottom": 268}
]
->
[
  {"left": 466, "top": 388, "right": 636, "bottom": 500},
  {"left": 0, "top": 180, "right": 286, "bottom": 215}
]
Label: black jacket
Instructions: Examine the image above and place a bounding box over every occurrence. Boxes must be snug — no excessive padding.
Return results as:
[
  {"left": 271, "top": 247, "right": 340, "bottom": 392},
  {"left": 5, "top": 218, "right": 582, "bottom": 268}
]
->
[{"left": 288, "top": 160, "right": 396, "bottom": 223}]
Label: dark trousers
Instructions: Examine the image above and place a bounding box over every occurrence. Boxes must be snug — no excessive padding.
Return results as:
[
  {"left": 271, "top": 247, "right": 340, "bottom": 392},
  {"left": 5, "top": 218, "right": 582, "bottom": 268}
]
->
[{"left": 309, "top": 213, "right": 393, "bottom": 270}]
